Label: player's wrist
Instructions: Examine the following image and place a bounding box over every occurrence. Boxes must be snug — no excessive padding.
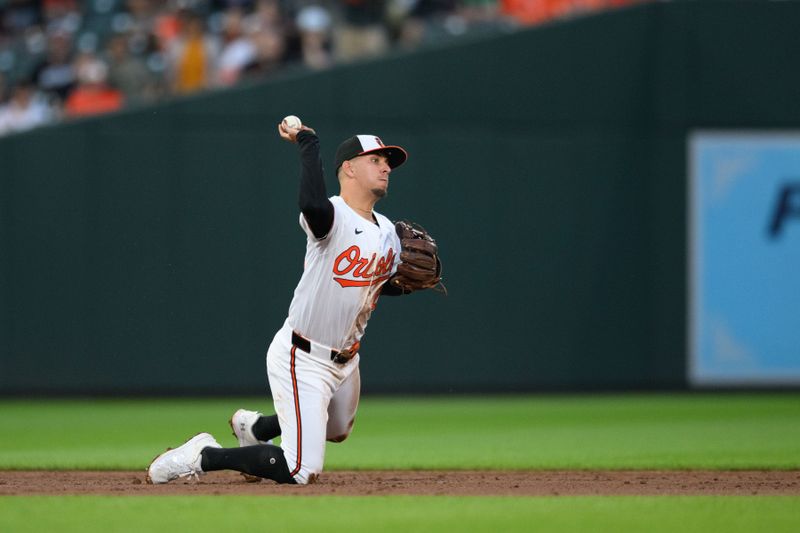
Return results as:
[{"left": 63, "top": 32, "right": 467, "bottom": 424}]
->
[{"left": 296, "top": 128, "right": 316, "bottom": 142}]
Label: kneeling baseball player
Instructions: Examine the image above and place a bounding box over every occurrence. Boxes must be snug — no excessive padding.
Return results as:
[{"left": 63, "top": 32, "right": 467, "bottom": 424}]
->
[{"left": 147, "top": 117, "right": 442, "bottom": 485}]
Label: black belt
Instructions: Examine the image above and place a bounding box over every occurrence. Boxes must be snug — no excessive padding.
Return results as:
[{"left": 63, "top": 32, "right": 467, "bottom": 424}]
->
[{"left": 292, "top": 331, "right": 355, "bottom": 365}]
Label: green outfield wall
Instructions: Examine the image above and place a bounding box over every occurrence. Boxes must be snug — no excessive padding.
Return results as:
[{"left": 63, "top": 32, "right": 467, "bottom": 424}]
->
[{"left": 2, "top": 2, "right": 798, "bottom": 394}]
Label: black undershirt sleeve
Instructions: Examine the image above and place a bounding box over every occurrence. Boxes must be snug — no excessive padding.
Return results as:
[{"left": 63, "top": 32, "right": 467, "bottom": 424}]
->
[{"left": 297, "top": 130, "right": 334, "bottom": 239}]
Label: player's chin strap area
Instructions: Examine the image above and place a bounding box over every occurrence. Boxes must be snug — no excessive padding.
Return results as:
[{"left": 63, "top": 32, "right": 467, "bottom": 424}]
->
[{"left": 291, "top": 331, "right": 359, "bottom": 365}]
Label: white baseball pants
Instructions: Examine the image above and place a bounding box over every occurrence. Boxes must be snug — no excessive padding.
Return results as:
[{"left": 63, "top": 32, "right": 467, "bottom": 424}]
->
[{"left": 266, "top": 320, "right": 361, "bottom": 484}]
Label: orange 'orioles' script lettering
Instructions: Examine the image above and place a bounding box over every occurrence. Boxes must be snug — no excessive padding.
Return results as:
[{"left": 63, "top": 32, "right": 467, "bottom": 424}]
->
[{"left": 333, "top": 246, "right": 395, "bottom": 287}]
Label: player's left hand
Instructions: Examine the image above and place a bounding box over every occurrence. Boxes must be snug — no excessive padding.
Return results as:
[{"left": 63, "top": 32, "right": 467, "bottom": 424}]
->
[
  {"left": 391, "top": 221, "right": 445, "bottom": 294},
  {"left": 278, "top": 122, "right": 315, "bottom": 143}
]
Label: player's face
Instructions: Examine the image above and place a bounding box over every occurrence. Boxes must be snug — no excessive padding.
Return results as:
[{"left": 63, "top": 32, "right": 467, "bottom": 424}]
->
[{"left": 350, "top": 152, "right": 391, "bottom": 198}]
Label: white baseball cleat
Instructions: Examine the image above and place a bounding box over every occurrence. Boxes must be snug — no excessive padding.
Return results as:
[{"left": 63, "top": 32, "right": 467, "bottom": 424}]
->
[
  {"left": 229, "top": 409, "right": 273, "bottom": 447},
  {"left": 146, "top": 432, "right": 221, "bottom": 484}
]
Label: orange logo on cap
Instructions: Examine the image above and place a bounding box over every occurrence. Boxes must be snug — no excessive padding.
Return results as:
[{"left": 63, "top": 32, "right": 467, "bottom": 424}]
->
[{"left": 374, "top": 137, "right": 384, "bottom": 147}]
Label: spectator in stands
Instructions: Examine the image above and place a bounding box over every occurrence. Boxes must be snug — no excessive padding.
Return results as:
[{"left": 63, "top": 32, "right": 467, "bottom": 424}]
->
[
  {"left": 217, "top": 7, "right": 256, "bottom": 86},
  {"left": 166, "top": 9, "right": 219, "bottom": 94},
  {"left": 242, "top": 0, "right": 285, "bottom": 35},
  {"left": 0, "top": 0, "right": 556, "bottom": 137},
  {"left": 63, "top": 53, "right": 123, "bottom": 117},
  {"left": 333, "top": 0, "right": 390, "bottom": 62},
  {"left": 122, "top": 0, "right": 164, "bottom": 60},
  {"left": 41, "top": 0, "right": 81, "bottom": 34},
  {"left": 295, "top": 5, "right": 333, "bottom": 71},
  {"left": 124, "top": 0, "right": 159, "bottom": 34},
  {"left": 32, "top": 30, "right": 77, "bottom": 104},
  {"left": 0, "top": 79, "right": 54, "bottom": 135},
  {"left": 241, "top": 25, "right": 286, "bottom": 80},
  {"left": 106, "top": 33, "right": 161, "bottom": 105},
  {"left": 242, "top": 0, "right": 292, "bottom": 65}
]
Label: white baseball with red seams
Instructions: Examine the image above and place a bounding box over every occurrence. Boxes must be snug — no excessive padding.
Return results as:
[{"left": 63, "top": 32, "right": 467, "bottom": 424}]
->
[
  {"left": 267, "top": 195, "right": 401, "bottom": 484},
  {"left": 283, "top": 115, "right": 302, "bottom": 129}
]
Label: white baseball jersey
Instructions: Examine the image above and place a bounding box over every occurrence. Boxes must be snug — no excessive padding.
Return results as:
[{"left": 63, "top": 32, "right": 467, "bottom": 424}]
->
[{"left": 287, "top": 195, "right": 401, "bottom": 351}]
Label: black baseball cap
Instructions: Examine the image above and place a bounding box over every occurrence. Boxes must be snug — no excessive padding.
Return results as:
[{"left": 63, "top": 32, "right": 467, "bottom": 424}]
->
[{"left": 334, "top": 135, "right": 408, "bottom": 171}]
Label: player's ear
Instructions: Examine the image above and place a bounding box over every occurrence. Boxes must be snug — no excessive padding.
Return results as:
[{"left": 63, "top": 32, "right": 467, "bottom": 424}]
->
[{"left": 341, "top": 160, "right": 355, "bottom": 178}]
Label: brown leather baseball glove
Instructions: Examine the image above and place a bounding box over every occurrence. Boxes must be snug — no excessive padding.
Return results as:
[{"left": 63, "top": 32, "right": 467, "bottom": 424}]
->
[{"left": 390, "top": 220, "right": 444, "bottom": 293}]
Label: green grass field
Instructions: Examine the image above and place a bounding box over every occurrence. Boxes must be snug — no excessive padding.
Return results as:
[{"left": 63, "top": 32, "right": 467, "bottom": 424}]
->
[
  {"left": 1, "top": 496, "right": 799, "bottom": 533},
  {"left": 1, "top": 393, "right": 799, "bottom": 531}
]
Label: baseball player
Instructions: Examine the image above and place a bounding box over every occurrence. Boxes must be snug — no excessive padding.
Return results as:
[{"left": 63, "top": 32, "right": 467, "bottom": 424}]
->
[{"left": 147, "top": 118, "right": 441, "bottom": 485}]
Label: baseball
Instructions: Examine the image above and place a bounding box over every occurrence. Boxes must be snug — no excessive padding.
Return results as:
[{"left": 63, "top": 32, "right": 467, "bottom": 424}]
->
[{"left": 283, "top": 115, "right": 302, "bottom": 129}]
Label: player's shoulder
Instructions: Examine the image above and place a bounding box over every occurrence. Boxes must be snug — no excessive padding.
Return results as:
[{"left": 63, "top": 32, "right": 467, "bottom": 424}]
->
[
  {"left": 327, "top": 195, "right": 358, "bottom": 233},
  {"left": 329, "top": 195, "right": 352, "bottom": 220}
]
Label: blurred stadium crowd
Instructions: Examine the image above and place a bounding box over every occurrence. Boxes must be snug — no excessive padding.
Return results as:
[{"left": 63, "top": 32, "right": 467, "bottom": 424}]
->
[{"left": 0, "top": 0, "right": 643, "bottom": 136}]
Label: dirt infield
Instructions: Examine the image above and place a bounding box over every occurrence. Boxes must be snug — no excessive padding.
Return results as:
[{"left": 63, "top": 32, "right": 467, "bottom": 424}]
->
[{"left": 1, "top": 470, "right": 799, "bottom": 496}]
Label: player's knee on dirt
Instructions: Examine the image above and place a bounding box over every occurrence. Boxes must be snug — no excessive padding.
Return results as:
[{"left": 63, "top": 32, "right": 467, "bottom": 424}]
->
[
  {"left": 286, "top": 458, "right": 322, "bottom": 484},
  {"left": 288, "top": 451, "right": 324, "bottom": 485},
  {"left": 291, "top": 470, "right": 321, "bottom": 485}
]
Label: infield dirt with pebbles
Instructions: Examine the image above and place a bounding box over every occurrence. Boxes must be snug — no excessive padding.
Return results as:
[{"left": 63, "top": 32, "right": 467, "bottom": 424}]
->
[{"left": 1, "top": 470, "right": 799, "bottom": 496}]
